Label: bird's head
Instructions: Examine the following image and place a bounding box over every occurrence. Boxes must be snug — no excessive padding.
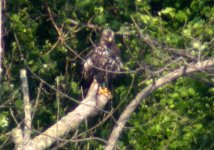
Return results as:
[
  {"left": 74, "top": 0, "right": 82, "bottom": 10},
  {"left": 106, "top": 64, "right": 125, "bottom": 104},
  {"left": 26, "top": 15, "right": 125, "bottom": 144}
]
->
[{"left": 100, "top": 29, "right": 115, "bottom": 45}]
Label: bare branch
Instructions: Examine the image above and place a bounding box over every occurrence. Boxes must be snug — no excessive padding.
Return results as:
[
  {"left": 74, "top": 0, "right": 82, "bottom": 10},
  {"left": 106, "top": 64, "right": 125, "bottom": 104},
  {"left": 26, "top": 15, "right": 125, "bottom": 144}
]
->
[
  {"left": 12, "top": 79, "right": 111, "bottom": 150},
  {"left": 0, "top": 0, "right": 3, "bottom": 86},
  {"left": 105, "top": 58, "right": 214, "bottom": 150},
  {"left": 13, "top": 69, "right": 32, "bottom": 150},
  {"left": 20, "top": 69, "right": 32, "bottom": 144},
  {"left": 32, "top": 81, "right": 43, "bottom": 120},
  {"left": 12, "top": 128, "right": 23, "bottom": 150}
]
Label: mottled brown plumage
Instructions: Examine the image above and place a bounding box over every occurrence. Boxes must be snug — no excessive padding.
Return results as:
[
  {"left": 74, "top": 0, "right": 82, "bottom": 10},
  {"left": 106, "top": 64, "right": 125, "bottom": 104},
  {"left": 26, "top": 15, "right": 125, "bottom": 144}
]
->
[{"left": 81, "top": 29, "right": 122, "bottom": 95}]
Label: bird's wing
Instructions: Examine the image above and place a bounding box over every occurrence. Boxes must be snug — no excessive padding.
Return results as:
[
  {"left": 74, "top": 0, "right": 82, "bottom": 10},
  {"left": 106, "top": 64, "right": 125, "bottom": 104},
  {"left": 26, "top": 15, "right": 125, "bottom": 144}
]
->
[
  {"left": 108, "top": 43, "right": 123, "bottom": 72},
  {"left": 83, "top": 49, "right": 95, "bottom": 80}
]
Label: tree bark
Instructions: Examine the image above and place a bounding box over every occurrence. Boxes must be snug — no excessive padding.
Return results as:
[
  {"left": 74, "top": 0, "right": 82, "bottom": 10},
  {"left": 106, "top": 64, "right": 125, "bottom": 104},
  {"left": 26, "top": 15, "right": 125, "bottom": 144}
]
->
[
  {"left": 12, "top": 79, "right": 111, "bottom": 150},
  {"left": 105, "top": 58, "right": 214, "bottom": 150}
]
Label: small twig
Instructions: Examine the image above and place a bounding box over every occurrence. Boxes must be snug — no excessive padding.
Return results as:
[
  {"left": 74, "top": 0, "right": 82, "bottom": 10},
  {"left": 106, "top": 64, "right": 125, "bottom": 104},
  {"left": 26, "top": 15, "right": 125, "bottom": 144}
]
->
[
  {"left": 56, "top": 76, "right": 61, "bottom": 146},
  {"left": 44, "top": 39, "right": 60, "bottom": 55},
  {"left": 0, "top": 132, "right": 11, "bottom": 149},
  {"left": 131, "top": 16, "right": 198, "bottom": 62},
  {"left": 10, "top": 108, "right": 20, "bottom": 127},
  {"left": 164, "top": 47, "right": 198, "bottom": 61},
  {"left": 46, "top": 5, "right": 62, "bottom": 37},
  {"left": 32, "top": 81, "right": 43, "bottom": 120}
]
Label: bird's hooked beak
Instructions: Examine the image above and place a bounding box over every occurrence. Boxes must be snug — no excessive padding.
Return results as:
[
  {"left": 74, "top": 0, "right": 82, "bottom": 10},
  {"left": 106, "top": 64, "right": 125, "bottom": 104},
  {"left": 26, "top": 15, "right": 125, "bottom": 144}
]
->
[{"left": 107, "top": 37, "right": 113, "bottom": 42}]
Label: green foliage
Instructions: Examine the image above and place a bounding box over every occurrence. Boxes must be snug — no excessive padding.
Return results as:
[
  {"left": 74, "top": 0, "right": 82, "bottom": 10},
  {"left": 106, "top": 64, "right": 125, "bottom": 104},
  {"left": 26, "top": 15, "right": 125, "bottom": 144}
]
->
[
  {"left": 1, "top": 0, "right": 214, "bottom": 149},
  {"left": 0, "top": 112, "right": 8, "bottom": 128},
  {"left": 127, "top": 78, "right": 214, "bottom": 149}
]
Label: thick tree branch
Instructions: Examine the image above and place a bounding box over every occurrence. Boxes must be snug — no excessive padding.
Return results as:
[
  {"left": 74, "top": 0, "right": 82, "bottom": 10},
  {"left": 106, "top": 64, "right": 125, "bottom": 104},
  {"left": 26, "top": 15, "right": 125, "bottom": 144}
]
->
[
  {"left": 105, "top": 58, "right": 214, "bottom": 150},
  {"left": 12, "top": 79, "right": 111, "bottom": 150},
  {"left": 20, "top": 69, "right": 32, "bottom": 146},
  {"left": 12, "top": 69, "right": 32, "bottom": 150},
  {"left": 12, "top": 128, "right": 23, "bottom": 150}
]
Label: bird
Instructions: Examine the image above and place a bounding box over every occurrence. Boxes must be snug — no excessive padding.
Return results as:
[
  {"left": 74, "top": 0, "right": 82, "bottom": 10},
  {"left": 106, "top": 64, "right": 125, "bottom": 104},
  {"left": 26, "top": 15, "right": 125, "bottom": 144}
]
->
[{"left": 81, "top": 29, "right": 123, "bottom": 97}]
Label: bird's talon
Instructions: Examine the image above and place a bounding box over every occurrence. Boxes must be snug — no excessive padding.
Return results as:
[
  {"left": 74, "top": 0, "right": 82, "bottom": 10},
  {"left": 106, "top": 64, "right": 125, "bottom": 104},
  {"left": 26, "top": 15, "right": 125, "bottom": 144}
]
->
[{"left": 98, "top": 87, "right": 112, "bottom": 98}]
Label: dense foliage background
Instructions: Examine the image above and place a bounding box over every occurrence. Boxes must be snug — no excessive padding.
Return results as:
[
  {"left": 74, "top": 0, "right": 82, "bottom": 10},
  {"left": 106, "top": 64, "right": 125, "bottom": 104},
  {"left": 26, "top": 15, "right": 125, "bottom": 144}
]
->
[{"left": 1, "top": 0, "right": 214, "bottom": 149}]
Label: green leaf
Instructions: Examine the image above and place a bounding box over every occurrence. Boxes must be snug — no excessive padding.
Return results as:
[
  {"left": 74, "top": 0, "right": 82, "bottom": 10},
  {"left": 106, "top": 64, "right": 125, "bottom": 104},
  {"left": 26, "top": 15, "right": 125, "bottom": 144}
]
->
[
  {"left": 176, "top": 11, "right": 188, "bottom": 22},
  {"left": 0, "top": 113, "right": 8, "bottom": 128},
  {"left": 160, "top": 7, "right": 176, "bottom": 18}
]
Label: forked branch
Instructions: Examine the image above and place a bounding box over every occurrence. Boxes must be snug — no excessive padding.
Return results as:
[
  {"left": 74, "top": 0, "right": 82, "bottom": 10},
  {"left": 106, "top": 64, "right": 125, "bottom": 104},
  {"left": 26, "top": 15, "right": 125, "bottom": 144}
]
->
[
  {"left": 12, "top": 78, "right": 111, "bottom": 150},
  {"left": 105, "top": 58, "right": 214, "bottom": 150}
]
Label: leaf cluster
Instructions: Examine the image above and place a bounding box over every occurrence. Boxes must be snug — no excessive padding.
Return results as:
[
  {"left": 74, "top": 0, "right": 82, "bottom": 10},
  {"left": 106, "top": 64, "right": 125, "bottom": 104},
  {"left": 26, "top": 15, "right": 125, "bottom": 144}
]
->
[{"left": 1, "top": 0, "right": 214, "bottom": 149}]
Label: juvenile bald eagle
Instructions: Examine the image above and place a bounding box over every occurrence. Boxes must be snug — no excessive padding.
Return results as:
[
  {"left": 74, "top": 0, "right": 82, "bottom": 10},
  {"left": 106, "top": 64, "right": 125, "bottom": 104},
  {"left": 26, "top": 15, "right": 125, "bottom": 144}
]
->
[{"left": 81, "top": 29, "right": 123, "bottom": 96}]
